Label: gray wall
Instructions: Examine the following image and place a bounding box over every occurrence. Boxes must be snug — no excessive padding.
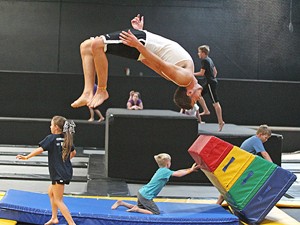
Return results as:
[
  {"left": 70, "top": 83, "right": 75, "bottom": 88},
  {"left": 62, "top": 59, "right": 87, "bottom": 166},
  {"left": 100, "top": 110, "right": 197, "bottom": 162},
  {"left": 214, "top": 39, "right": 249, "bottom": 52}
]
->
[{"left": 0, "top": 0, "right": 299, "bottom": 81}]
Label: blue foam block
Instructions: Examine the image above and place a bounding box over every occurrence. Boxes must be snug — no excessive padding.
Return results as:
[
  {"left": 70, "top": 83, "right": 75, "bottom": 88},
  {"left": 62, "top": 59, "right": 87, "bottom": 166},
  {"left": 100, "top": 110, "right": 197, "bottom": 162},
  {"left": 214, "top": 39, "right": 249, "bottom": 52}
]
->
[
  {"left": 231, "top": 166, "right": 297, "bottom": 224},
  {"left": 0, "top": 189, "right": 239, "bottom": 225}
]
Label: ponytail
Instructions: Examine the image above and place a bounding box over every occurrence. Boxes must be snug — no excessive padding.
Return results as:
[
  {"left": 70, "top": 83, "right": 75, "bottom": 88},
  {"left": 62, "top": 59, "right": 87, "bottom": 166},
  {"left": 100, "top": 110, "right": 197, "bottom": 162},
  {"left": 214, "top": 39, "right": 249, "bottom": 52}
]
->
[
  {"left": 62, "top": 120, "right": 76, "bottom": 161},
  {"left": 52, "top": 116, "right": 76, "bottom": 161}
]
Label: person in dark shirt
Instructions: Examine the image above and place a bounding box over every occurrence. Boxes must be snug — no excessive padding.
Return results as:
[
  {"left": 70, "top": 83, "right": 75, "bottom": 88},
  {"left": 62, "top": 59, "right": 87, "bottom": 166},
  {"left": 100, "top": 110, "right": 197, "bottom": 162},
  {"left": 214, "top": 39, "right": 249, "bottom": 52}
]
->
[
  {"left": 194, "top": 45, "right": 225, "bottom": 131},
  {"left": 16, "top": 116, "right": 77, "bottom": 225}
]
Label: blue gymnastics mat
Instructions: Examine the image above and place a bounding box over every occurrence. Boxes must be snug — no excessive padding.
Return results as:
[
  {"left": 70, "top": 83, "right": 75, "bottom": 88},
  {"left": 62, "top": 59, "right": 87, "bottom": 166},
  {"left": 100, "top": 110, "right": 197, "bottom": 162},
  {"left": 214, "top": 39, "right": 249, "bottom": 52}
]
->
[{"left": 0, "top": 189, "right": 239, "bottom": 225}]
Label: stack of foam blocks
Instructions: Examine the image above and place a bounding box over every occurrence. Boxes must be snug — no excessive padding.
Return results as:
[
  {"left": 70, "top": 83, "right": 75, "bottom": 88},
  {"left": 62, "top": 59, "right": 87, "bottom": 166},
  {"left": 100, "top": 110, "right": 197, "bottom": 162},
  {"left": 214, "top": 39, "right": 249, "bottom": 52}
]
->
[{"left": 188, "top": 135, "right": 297, "bottom": 224}]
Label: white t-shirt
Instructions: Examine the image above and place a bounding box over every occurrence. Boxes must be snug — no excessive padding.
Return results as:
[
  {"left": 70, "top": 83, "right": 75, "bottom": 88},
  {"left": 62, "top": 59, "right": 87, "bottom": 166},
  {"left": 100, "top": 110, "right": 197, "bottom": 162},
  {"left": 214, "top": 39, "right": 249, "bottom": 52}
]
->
[
  {"left": 184, "top": 104, "right": 199, "bottom": 117},
  {"left": 138, "top": 31, "right": 193, "bottom": 65}
]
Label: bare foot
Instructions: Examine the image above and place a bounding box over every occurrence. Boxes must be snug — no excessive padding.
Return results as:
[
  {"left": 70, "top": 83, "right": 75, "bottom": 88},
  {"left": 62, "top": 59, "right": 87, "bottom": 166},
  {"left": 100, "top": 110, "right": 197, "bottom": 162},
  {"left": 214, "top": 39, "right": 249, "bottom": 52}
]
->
[
  {"left": 218, "top": 121, "right": 225, "bottom": 132},
  {"left": 111, "top": 200, "right": 123, "bottom": 210},
  {"left": 98, "top": 117, "right": 105, "bottom": 122},
  {"left": 88, "top": 118, "right": 94, "bottom": 122},
  {"left": 127, "top": 205, "right": 139, "bottom": 212},
  {"left": 44, "top": 218, "right": 59, "bottom": 225},
  {"left": 216, "top": 195, "right": 225, "bottom": 205},
  {"left": 71, "top": 92, "right": 93, "bottom": 108},
  {"left": 88, "top": 90, "right": 109, "bottom": 108},
  {"left": 199, "top": 111, "right": 210, "bottom": 116}
]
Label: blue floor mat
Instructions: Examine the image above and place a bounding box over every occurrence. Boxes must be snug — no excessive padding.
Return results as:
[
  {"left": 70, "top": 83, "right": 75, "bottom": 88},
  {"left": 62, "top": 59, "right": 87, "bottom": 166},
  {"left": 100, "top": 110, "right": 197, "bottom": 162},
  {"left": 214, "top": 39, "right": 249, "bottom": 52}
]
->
[{"left": 0, "top": 189, "right": 239, "bottom": 225}]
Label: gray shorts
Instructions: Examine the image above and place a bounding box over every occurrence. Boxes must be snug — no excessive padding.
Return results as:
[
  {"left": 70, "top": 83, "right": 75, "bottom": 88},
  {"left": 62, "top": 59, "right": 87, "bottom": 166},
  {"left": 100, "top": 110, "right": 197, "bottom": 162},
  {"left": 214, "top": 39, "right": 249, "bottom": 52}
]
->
[{"left": 137, "top": 192, "right": 160, "bottom": 215}]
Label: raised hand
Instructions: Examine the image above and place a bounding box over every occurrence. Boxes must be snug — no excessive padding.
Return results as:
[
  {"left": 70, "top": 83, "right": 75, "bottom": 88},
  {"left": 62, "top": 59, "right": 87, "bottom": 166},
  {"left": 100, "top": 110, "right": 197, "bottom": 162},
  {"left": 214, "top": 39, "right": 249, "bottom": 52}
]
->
[{"left": 131, "top": 14, "right": 144, "bottom": 30}]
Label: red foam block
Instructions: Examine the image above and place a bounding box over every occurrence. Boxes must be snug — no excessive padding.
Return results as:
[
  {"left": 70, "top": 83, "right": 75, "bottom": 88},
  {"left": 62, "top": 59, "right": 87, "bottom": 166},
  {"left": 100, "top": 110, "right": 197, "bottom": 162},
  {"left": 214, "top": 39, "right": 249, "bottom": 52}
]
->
[{"left": 188, "top": 135, "right": 233, "bottom": 172}]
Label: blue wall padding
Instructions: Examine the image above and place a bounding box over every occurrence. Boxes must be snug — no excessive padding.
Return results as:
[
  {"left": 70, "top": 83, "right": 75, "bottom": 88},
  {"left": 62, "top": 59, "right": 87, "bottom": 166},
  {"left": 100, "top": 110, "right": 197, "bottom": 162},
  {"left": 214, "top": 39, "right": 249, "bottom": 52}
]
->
[{"left": 0, "top": 189, "right": 239, "bottom": 225}]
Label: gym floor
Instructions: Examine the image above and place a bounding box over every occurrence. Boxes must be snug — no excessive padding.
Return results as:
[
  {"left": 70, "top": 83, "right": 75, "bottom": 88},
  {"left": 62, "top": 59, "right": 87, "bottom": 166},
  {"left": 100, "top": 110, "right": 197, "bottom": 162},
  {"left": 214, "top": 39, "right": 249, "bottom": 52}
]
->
[{"left": 0, "top": 144, "right": 299, "bottom": 223}]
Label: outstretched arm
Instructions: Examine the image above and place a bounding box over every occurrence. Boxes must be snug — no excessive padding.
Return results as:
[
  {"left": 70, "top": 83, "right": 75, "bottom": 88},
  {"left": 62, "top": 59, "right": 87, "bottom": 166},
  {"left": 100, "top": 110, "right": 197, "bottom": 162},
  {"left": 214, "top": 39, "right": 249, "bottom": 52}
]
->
[
  {"left": 16, "top": 147, "right": 44, "bottom": 160},
  {"left": 194, "top": 69, "right": 205, "bottom": 77},
  {"left": 261, "top": 151, "right": 273, "bottom": 162},
  {"left": 172, "top": 163, "right": 199, "bottom": 177}
]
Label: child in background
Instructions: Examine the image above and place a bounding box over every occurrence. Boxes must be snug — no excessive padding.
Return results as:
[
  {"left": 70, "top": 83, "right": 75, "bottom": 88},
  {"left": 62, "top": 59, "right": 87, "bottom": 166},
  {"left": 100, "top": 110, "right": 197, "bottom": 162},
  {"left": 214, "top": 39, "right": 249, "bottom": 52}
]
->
[
  {"left": 180, "top": 103, "right": 202, "bottom": 123},
  {"left": 194, "top": 45, "right": 225, "bottom": 132},
  {"left": 216, "top": 124, "right": 273, "bottom": 205},
  {"left": 111, "top": 153, "right": 199, "bottom": 214},
  {"left": 128, "top": 90, "right": 135, "bottom": 101},
  {"left": 88, "top": 84, "right": 105, "bottom": 122},
  {"left": 88, "top": 106, "right": 105, "bottom": 122},
  {"left": 16, "top": 116, "right": 77, "bottom": 225},
  {"left": 127, "top": 91, "right": 143, "bottom": 110},
  {"left": 240, "top": 124, "right": 273, "bottom": 162}
]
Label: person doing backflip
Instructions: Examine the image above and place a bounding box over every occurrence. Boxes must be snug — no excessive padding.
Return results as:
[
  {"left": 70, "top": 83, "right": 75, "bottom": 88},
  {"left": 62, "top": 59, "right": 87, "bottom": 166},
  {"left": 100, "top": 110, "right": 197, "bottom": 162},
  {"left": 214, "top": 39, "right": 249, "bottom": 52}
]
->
[{"left": 71, "top": 14, "right": 203, "bottom": 110}]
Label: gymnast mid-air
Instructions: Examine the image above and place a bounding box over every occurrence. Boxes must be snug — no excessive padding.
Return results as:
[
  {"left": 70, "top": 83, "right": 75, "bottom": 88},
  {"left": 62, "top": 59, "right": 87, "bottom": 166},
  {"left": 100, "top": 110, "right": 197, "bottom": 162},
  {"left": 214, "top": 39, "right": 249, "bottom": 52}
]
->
[{"left": 71, "top": 14, "right": 203, "bottom": 111}]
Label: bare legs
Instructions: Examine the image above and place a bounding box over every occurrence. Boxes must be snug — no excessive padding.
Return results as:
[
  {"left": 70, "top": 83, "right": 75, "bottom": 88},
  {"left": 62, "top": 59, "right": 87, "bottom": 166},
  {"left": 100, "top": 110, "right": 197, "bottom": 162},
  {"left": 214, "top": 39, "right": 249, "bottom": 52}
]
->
[
  {"left": 88, "top": 107, "right": 105, "bottom": 122},
  {"left": 197, "top": 98, "right": 225, "bottom": 132},
  {"left": 88, "top": 107, "right": 95, "bottom": 121},
  {"left": 71, "top": 37, "right": 109, "bottom": 108},
  {"left": 45, "top": 185, "right": 59, "bottom": 225},
  {"left": 71, "top": 39, "right": 96, "bottom": 108},
  {"left": 111, "top": 200, "right": 153, "bottom": 214},
  {"left": 89, "top": 37, "right": 109, "bottom": 108},
  {"left": 94, "top": 109, "right": 105, "bottom": 122},
  {"left": 45, "top": 184, "right": 76, "bottom": 225},
  {"left": 197, "top": 97, "right": 210, "bottom": 116},
  {"left": 213, "top": 102, "right": 225, "bottom": 131}
]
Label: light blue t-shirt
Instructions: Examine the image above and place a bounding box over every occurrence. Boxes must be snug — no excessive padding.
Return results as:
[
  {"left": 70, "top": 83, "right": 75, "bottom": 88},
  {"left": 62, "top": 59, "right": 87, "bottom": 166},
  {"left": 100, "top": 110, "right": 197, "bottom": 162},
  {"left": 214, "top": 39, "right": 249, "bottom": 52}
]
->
[
  {"left": 240, "top": 135, "right": 266, "bottom": 154},
  {"left": 139, "top": 167, "right": 174, "bottom": 200}
]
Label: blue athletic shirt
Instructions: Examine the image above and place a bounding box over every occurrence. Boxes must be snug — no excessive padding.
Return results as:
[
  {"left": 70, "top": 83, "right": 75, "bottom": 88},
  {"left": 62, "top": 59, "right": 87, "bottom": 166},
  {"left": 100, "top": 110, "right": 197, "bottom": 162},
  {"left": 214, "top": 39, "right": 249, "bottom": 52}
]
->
[
  {"left": 139, "top": 167, "right": 174, "bottom": 200},
  {"left": 240, "top": 135, "right": 265, "bottom": 154},
  {"left": 39, "top": 134, "right": 75, "bottom": 181}
]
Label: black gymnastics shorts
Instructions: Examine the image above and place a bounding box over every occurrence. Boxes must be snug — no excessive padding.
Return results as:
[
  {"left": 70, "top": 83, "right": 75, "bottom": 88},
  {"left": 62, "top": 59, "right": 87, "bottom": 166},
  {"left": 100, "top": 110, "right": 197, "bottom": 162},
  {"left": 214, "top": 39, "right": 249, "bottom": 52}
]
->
[
  {"left": 100, "top": 29, "right": 146, "bottom": 60},
  {"left": 202, "top": 82, "right": 219, "bottom": 103},
  {"left": 52, "top": 180, "right": 70, "bottom": 185}
]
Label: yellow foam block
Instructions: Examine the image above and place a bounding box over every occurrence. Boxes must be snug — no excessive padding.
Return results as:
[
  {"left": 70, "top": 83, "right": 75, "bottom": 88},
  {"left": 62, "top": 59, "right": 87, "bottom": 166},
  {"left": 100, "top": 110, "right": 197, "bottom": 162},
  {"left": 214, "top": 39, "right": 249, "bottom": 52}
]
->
[
  {"left": 0, "top": 193, "right": 17, "bottom": 225},
  {"left": 202, "top": 169, "right": 227, "bottom": 195},
  {"left": 0, "top": 219, "right": 17, "bottom": 225},
  {"left": 214, "top": 146, "right": 255, "bottom": 191}
]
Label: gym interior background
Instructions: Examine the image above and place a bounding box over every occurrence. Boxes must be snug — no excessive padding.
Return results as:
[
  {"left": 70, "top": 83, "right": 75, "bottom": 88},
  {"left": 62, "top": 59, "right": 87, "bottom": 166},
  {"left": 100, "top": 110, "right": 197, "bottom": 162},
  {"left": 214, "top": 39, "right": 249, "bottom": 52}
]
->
[
  {"left": 0, "top": 2, "right": 299, "bottom": 223},
  {"left": 0, "top": 0, "right": 299, "bottom": 128}
]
